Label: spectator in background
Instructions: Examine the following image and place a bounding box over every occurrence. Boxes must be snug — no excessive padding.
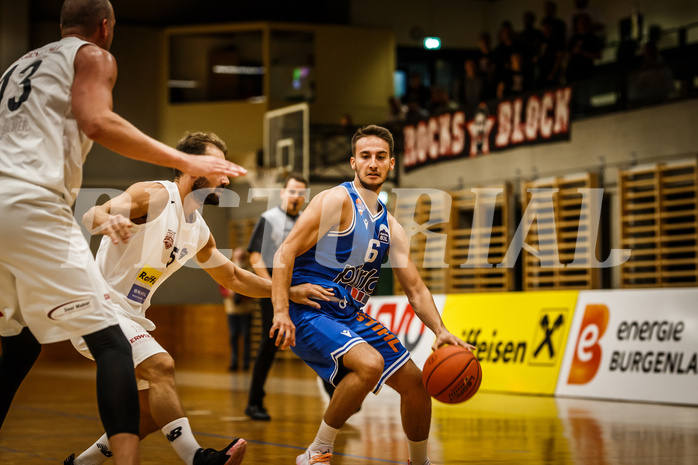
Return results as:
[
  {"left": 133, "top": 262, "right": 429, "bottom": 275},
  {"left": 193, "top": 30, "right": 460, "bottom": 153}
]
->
[
  {"left": 542, "top": 1, "right": 567, "bottom": 47},
  {"left": 428, "top": 85, "right": 459, "bottom": 115},
  {"left": 565, "top": 13, "right": 603, "bottom": 114},
  {"left": 519, "top": 10, "right": 545, "bottom": 87},
  {"left": 220, "top": 249, "right": 255, "bottom": 372},
  {"left": 570, "top": 0, "right": 605, "bottom": 42},
  {"left": 629, "top": 25, "right": 675, "bottom": 104},
  {"left": 565, "top": 13, "right": 602, "bottom": 84},
  {"left": 384, "top": 96, "right": 407, "bottom": 135},
  {"left": 476, "top": 32, "right": 497, "bottom": 101},
  {"left": 497, "top": 53, "right": 526, "bottom": 98},
  {"left": 401, "top": 72, "right": 431, "bottom": 112},
  {"left": 492, "top": 21, "right": 517, "bottom": 90},
  {"left": 457, "top": 58, "right": 485, "bottom": 117},
  {"left": 537, "top": 17, "right": 565, "bottom": 89},
  {"left": 404, "top": 100, "right": 430, "bottom": 124},
  {"left": 616, "top": 13, "right": 642, "bottom": 107}
]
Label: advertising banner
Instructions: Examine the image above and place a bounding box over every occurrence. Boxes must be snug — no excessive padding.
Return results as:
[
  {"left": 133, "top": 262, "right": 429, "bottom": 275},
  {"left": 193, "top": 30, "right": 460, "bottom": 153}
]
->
[
  {"left": 403, "top": 87, "right": 572, "bottom": 172},
  {"left": 442, "top": 291, "right": 579, "bottom": 395},
  {"left": 555, "top": 289, "right": 698, "bottom": 405},
  {"left": 363, "top": 295, "right": 445, "bottom": 370}
]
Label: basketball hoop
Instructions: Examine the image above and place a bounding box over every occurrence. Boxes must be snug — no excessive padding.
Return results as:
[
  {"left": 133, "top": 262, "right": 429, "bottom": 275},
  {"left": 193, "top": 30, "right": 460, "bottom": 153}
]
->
[{"left": 246, "top": 166, "right": 286, "bottom": 190}]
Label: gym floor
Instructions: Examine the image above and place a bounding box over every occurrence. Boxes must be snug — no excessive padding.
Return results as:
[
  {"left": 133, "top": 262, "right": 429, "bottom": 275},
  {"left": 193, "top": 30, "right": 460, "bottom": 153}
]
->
[{"left": 1, "top": 355, "right": 696, "bottom": 464}]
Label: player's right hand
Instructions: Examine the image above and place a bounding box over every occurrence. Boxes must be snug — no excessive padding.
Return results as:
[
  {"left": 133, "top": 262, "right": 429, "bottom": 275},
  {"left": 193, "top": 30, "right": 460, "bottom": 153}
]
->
[
  {"left": 270, "top": 312, "right": 296, "bottom": 350},
  {"left": 183, "top": 154, "right": 248, "bottom": 178},
  {"left": 95, "top": 214, "right": 132, "bottom": 244}
]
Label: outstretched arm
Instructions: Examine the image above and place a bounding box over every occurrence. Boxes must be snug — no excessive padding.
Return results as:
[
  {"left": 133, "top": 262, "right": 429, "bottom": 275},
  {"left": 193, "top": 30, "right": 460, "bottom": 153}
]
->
[
  {"left": 198, "top": 236, "right": 334, "bottom": 305},
  {"left": 389, "top": 214, "right": 474, "bottom": 352},
  {"left": 71, "top": 44, "right": 246, "bottom": 179}
]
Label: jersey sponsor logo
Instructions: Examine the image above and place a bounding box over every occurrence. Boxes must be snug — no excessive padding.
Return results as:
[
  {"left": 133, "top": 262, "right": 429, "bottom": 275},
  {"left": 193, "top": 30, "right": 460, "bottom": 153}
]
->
[
  {"left": 333, "top": 264, "right": 379, "bottom": 302},
  {"left": 378, "top": 224, "right": 389, "bottom": 243},
  {"left": 341, "top": 330, "right": 351, "bottom": 337},
  {"left": 163, "top": 229, "right": 176, "bottom": 249},
  {"left": 355, "top": 198, "right": 365, "bottom": 215},
  {"left": 104, "top": 293, "right": 111, "bottom": 301},
  {"left": 136, "top": 266, "right": 162, "bottom": 287},
  {"left": 47, "top": 298, "right": 94, "bottom": 320},
  {"left": 127, "top": 284, "right": 150, "bottom": 304}
]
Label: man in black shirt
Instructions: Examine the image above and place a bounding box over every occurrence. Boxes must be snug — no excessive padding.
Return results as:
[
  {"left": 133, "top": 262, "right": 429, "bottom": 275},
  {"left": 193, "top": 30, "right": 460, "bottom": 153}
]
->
[{"left": 245, "top": 173, "right": 309, "bottom": 420}]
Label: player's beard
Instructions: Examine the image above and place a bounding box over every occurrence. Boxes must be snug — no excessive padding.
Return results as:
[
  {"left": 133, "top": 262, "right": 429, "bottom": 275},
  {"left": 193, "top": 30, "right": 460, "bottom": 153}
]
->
[
  {"left": 192, "top": 177, "right": 224, "bottom": 205},
  {"left": 356, "top": 170, "right": 385, "bottom": 192}
]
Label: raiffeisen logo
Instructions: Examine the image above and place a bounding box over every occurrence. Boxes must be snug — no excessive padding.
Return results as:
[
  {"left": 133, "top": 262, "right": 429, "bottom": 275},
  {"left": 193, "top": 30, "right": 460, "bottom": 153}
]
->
[{"left": 568, "top": 304, "right": 609, "bottom": 385}]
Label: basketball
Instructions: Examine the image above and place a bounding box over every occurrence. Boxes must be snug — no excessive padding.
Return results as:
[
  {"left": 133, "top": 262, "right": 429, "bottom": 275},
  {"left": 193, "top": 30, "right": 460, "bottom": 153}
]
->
[{"left": 422, "top": 345, "right": 482, "bottom": 404}]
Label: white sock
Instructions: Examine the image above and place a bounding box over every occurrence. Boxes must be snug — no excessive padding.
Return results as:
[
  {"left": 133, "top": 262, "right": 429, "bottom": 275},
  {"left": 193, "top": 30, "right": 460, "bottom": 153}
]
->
[
  {"left": 308, "top": 420, "right": 339, "bottom": 455},
  {"left": 161, "top": 417, "right": 202, "bottom": 465},
  {"left": 407, "top": 438, "right": 430, "bottom": 465},
  {"left": 74, "top": 433, "right": 111, "bottom": 465}
]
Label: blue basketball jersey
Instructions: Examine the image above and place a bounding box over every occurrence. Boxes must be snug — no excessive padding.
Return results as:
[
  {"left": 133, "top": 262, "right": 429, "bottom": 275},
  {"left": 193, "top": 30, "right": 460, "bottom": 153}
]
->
[{"left": 292, "top": 181, "right": 390, "bottom": 317}]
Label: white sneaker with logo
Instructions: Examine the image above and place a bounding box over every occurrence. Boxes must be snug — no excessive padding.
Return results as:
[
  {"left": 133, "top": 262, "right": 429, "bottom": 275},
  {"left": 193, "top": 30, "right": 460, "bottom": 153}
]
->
[{"left": 296, "top": 450, "right": 332, "bottom": 464}]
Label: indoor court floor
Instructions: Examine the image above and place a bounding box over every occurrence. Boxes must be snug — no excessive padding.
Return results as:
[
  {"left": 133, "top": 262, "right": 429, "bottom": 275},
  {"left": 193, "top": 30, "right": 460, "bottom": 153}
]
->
[{"left": 1, "top": 355, "right": 696, "bottom": 465}]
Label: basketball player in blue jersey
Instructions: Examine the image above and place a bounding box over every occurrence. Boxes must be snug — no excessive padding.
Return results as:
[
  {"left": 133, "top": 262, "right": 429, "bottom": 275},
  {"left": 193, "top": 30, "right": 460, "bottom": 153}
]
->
[
  {"left": 64, "top": 132, "right": 333, "bottom": 465},
  {"left": 270, "top": 125, "right": 474, "bottom": 465}
]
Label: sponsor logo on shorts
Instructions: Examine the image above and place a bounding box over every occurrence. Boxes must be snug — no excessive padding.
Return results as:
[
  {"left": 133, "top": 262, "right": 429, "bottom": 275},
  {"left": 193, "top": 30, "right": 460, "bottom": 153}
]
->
[
  {"left": 378, "top": 224, "right": 390, "bottom": 243},
  {"left": 104, "top": 293, "right": 111, "bottom": 300},
  {"left": 127, "top": 284, "right": 150, "bottom": 304},
  {"left": 356, "top": 311, "right": 403, "bottom": 353},
  {"left": 47, "top": 298, "right": 94, "bottom": 320},
  {"left": 136, "top": 266, "right": 162, "bottom": 287},
  {"left": 129, "top": 333, "right": 153, "bottom": 344}
]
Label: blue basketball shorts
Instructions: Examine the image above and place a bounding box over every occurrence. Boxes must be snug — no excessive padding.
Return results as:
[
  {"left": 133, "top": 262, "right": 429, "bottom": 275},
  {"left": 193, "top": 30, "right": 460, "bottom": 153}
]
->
[{"left": 289, "top": 302, "right": 411, "bottom": 394}]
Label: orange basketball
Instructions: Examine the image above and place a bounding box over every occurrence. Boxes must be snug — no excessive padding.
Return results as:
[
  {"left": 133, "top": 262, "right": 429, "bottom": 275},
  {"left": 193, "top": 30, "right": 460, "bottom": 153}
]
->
[{"left": 422, "top": 345, "right": 482, "bottom": 404}]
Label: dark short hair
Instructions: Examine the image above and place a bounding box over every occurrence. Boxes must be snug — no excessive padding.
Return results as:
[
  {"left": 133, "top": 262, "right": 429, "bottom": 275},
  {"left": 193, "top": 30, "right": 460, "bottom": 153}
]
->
[
  {"left": 173, "top": 131, "right": 228, "bottom": 179},
  {"left": 351, "top": 125, "right": 394, "bottom": 158},
  {"left": 284, "top": 172, "right": 308, "bottom": 188},
  {"left": 60, "top": 0, "right": 113, "bottom": 34}
]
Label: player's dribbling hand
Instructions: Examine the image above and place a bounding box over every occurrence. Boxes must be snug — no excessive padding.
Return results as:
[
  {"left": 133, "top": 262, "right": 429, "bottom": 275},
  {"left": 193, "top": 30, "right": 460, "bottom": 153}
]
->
[
  {"left": 95, "top": 214, "right": 132, "bottom": 244},
  {"left": 432, "top": 330, "right": 476, "bottom": 353},
  {"left": 271, "top": 313, "right": 296, "bottom": 350},
  {"left": 184, "top": 155, "right": 248, "bottom": 178},
  {"left": 289, "top": 284, "right": 334, "bottom": 309}
]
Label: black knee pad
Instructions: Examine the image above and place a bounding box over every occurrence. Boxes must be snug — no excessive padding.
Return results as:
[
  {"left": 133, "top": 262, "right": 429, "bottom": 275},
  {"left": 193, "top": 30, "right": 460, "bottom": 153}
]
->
[{"left": 83, "top": 325, "right": 140, "bottom": 437}]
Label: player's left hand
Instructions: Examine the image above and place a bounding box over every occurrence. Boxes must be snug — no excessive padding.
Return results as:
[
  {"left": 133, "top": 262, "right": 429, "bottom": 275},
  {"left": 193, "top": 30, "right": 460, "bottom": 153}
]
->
[
  {"left": 432, "top": 329, "right": 475, "bottom": 352},
  {"left": 270, "top": 312, "right": 296, "bottom": 350},
  {"left": 289, "top": 284, "right": 334, "bottom": 309}
]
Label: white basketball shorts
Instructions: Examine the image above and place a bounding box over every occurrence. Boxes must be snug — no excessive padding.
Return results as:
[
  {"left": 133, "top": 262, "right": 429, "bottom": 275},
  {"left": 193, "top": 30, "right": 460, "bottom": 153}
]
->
[
  {"left": 0, "top": 177, "right": 119, "bottom": 343},
  {"left": 72, "top": 313, "right": 167, "bottom": 390}
]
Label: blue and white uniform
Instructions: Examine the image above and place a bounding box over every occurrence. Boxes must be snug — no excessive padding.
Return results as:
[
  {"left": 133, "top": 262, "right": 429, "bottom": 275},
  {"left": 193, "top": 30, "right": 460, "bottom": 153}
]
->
[{"left": 289, "top": 181, "right": 410, "bottom": 393}]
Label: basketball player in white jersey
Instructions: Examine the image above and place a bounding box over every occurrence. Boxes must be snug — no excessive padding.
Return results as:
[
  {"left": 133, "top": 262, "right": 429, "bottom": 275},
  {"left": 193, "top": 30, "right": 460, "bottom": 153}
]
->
[
  {"left": 0, "top": 2, "right": 244, "bottom": 464},
  {"left": 64, "top": 132, "right": 333, "bottom": 465},
  {"left": 270, "top": 125, "right": 472, "bottom": 465}
]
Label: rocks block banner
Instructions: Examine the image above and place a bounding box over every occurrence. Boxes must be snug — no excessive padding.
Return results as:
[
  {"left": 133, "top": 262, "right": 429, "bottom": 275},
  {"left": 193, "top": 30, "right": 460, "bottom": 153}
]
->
[{"left": 403, "top": 87, "right": 572, "bottom": 172}]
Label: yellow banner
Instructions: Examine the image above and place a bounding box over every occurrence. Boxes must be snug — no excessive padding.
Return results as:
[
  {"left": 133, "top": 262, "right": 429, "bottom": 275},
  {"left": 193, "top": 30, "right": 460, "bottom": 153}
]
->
[{"left": 443, "top": 291, "right": 579, "bottom": 395}]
